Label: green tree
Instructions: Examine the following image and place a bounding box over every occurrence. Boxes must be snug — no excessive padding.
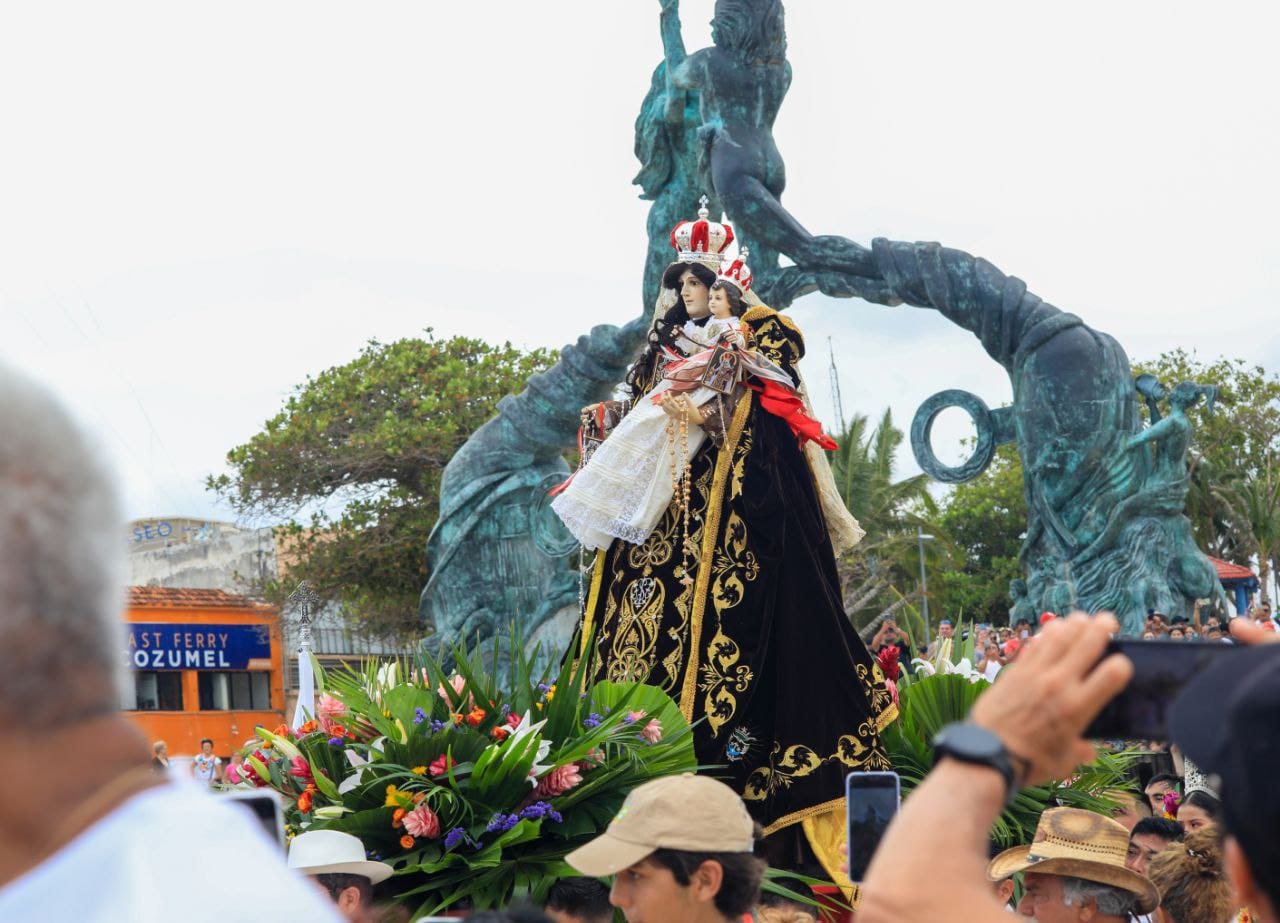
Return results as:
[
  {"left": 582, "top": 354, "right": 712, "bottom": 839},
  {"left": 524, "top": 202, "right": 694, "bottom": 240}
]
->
[
  {"left": 830, "top": 408, "right": 951, "bottom": 640},
  {"left": 208, "top": 332, "right": 557, "bottom": 637},
  {"left": 935, "top": 442, "right": 1027, "bottom": 625}
]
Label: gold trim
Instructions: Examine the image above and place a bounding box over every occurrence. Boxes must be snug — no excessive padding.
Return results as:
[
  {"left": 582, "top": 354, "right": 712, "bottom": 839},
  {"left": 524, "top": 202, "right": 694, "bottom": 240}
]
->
[
  {"left": 741, "top": 305, "right": 803, "bottom": 340},
  {"left": 678, "top": 392, "right": 753, "bottom": 720},
  {"left": 762, "top": 795, "right": 846, "bottom": 838},
  {"left": 875, "top": 700, "right": 899, "bottom": 732},
  {"left": 578, "top": 549, "right": 607, "bottom": 657}
]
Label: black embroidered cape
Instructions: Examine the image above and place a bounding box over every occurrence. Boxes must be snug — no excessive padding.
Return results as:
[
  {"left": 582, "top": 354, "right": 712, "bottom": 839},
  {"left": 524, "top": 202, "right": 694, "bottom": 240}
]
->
[{"left": 579, "top": 306, "right": 896, "bottom": 854}]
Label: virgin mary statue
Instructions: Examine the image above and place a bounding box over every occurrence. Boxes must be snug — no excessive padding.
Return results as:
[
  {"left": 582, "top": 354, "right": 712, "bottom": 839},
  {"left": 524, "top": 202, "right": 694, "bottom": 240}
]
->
[{"left": 552, "top": 202, "right": 896, "bottom": 882}]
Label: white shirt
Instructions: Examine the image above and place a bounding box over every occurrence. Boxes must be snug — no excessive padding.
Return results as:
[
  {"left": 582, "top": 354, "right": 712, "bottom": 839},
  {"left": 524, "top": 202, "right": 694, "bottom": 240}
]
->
[
  {"left": 0, "top": 780, "right": 341, "bottom": 922},
  {"left": 981, "top": 660, "right": 1003, "bottom": 682}
]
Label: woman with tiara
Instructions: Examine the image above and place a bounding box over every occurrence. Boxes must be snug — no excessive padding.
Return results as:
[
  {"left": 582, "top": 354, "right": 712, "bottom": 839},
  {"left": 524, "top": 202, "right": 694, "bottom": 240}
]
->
[{"left": 554, "top": 201, "right": 895, "bottom": 886}]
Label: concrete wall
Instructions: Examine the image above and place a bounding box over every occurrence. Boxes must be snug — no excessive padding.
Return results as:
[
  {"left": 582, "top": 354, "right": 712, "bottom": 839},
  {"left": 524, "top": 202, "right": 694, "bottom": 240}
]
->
[{"left": 128, "top": 519, "right": 275, "bottom": 595}]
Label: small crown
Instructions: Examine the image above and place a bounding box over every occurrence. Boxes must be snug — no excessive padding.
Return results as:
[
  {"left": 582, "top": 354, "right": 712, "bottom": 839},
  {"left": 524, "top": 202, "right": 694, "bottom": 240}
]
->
[
  {"left": 716, "top": 247, "right": 753, "bottom": 294},
  {"left": 669, "top": 195, "right": 735, "bottom": 270}
]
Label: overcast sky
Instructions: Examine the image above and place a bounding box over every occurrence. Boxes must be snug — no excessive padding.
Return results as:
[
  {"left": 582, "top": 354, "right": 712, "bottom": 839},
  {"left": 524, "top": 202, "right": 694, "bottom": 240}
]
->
[{"left": 2, "top": 1, "right": 1277, "bottom": 523}]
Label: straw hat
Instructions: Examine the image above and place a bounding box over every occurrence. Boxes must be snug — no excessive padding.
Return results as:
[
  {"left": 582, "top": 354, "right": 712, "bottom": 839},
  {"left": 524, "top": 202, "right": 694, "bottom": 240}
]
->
[{"left": 986, "top": 808, "right": 1158, "bottom": 914}]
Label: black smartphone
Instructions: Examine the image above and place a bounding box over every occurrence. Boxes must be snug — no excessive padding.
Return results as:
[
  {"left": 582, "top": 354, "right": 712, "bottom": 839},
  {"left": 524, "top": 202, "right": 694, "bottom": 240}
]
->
[
  {"left": 845, "top": 771, "right": 900, "bottom": 882},
  {"left": 224, "top": 789, "right": 286, "bottom": 849},
  {"left": 1085, "top": 639, "right": 1242, "bottom": 740}
]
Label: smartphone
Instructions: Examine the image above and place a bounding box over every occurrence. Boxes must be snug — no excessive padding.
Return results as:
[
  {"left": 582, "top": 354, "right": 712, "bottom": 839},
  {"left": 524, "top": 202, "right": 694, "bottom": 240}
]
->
[
  {"left": 1084, "top": 639, "right": 1242, "bottom": 740},
  {"left": 845, "top": 771, "right": 900, "bottom": 882},
  {"left": 224, "top": 789, "right": 286, "bottom": 849}
]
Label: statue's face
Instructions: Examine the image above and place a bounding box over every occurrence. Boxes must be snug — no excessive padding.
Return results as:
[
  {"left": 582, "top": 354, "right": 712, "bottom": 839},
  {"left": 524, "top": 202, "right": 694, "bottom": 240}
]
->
[{"left": 679, "top": 268, "right": 711, "bottom": 318}]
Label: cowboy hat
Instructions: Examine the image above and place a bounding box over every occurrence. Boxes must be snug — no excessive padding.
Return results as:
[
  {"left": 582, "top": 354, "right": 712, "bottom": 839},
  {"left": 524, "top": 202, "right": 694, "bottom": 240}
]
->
[
  {"left": 288, "top": 829, "right": 394, "bottom": 884},
  {"left": 987, "top": 808, "right": 1158, "bottom": 914}
]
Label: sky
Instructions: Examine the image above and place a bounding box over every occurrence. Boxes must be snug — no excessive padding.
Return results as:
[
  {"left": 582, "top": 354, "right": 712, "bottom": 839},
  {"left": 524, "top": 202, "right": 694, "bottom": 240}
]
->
[{"left": 2, "top": 0, "right": 1277, "bottom": 524}]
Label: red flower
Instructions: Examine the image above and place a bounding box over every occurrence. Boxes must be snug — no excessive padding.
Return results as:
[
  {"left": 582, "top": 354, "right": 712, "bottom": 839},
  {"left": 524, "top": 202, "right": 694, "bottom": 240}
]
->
[
  {"left": 297, "top": 789, "right": 313, "bottom": 813},
  {"left": 877, "top": 645, "right": 901, "bottom": 682},
  {"left": 505, "top": 713, "right": 522, "bottom": 729},
  {"left": 288, "top": 756, "right": 314, "bottom": 783},
  {"left": 465, "top": 706, "right": 486, "bottom": 727},
  {"left": 429, "top": 754, "right": 456, "bottom": 778},
  {"left": 491, "top": 725, "right": 511, "bottom": 741}
]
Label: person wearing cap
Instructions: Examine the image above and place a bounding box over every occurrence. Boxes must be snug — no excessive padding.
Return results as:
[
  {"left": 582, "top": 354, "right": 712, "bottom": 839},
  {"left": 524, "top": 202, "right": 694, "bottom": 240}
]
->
[
  {"left": 1169, "top": 639, "right": 1280, "bottom": 922},
  {"left": 288, "top": 830, "right": 393, "bottom": 921},
  {"left": 987, "top": 807, "right": 1158, "bottom": 919},
  {"left": 565, "top": 774, "right": 765, "bottom": 923}
]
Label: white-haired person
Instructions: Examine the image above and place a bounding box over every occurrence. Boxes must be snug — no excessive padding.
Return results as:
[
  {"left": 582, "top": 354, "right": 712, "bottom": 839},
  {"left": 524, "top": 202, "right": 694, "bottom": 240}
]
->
[{"left": 0, "top": 364, "right": 339, "bottom": 920}]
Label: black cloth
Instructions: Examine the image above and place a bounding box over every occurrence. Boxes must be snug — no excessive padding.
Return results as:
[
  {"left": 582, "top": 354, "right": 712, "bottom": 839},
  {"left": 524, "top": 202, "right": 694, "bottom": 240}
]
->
[{"left": 581, "top": 308, "right": 895, "bottom": 838}]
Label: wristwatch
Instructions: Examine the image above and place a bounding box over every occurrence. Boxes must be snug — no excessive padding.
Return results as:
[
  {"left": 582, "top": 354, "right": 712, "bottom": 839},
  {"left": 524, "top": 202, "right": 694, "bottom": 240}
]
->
[{"left": 931, "top": 722, "right": 1022, "bottom": 804}]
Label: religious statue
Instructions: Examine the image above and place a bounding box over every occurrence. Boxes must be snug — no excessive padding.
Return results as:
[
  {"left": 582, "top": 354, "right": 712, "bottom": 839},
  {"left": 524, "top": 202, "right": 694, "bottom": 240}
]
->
[{"left": 554, "top": 204, "right": 893, "bottom": 885}]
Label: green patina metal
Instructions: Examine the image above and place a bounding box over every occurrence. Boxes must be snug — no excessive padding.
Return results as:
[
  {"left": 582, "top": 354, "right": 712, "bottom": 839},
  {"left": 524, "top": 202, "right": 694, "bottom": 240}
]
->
[{"left": 421, "top": 0, "right": 1221, "bottom": 647}]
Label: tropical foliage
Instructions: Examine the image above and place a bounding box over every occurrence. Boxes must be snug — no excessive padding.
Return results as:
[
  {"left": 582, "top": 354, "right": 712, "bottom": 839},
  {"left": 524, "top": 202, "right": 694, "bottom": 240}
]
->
[
  {"left": 829, "top": 409, "right": 952, "bottom": 640},
  {"left": 208, "top": 332, "right": 556, "bottom": 636},
  {"left": 229, "top": 637, "right": 695, "bottom": 916}
]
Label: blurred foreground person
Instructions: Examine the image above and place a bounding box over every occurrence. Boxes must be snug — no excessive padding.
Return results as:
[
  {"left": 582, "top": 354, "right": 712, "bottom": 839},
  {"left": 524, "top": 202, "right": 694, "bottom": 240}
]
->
[
  {"left": 0, "top": 364, "right": 339, "bottom": 921},
  {"left": 858, "top": 611, "right": 1280, "bottom": 923}
]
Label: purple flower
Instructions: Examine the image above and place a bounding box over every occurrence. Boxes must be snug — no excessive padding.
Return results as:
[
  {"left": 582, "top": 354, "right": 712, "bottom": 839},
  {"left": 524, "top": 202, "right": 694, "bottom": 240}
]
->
[
  {"left": 622, "top": 713, "right": 637, "bottom": 725},
  {"left": 487, "top": 813, "right": 521, "bottom": 833},
  {"left": 582, "top": 712, "right": 603, "bottom": 730},
  {"left": 327, "top": 736, "right": 343, "bottom": 747},
  {"left": 536, "top": 683, "right": 551, "bottom": 694},
  {"left": 444, "top": 827, "right": 468, "bottom": 849},
  {"left": 429, "top": 719, "right": 447, "bottom": 734},
  {"left": 413, "top": 707, "right": 427, "bottom": 725},
  {"left": 518, "top": 801, "right": 565, "bottom": 824}
]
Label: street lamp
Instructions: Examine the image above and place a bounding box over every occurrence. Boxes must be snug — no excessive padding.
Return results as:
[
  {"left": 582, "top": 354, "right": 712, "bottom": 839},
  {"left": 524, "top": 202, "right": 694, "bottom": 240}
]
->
[{"left": 917, "top": 527, "right": 935, "bottom": 639}]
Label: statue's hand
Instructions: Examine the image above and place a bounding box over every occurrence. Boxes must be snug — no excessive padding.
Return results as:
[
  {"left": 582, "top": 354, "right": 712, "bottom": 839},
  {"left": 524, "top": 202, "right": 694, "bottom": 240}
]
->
[{"left": 659, "top": 392, "right": 705, "bottom": 426}]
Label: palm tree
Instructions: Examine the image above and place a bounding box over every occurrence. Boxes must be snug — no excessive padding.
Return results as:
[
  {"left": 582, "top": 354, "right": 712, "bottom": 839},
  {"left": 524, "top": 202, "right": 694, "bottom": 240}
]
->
[
  {"left": 829, "top": 409, "right": 952, "bottom": 638},
  {"left": 1215, "top": 459, "right": 1280, "bottom": 604}
]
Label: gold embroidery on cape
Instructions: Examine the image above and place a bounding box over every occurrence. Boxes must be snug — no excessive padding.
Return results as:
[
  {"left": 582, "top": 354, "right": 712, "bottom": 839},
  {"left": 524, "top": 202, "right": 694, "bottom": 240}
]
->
[
  {"left": 743, "top": 743, "right": 825, "bottom": 801},
  {"left": 679, "top": 392, "right": 753, "bottom": 720},
  {"left": 606, "top": 572, "right": 667, "bottom": 684}
]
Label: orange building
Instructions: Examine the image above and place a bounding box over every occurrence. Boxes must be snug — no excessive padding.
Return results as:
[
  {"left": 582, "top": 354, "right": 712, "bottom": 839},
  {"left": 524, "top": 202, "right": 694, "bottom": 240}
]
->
[{"left": 122, "top": 587, "right": 285, "bottom": 760}]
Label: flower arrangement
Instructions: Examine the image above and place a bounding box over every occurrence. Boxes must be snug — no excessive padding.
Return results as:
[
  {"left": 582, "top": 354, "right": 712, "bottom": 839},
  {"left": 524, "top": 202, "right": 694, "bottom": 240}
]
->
[{"left": 232, "top": 637, "right": 695, "bottom": 916}]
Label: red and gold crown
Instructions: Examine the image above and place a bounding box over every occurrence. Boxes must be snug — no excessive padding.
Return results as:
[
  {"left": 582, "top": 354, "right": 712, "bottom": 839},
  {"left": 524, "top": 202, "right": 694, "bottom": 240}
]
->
[
  {"left": 669, "top": 195, "right": 735, "bottom": 270},
  {"left": 716, "top": 247, "right": 753, "bottom": 295}
]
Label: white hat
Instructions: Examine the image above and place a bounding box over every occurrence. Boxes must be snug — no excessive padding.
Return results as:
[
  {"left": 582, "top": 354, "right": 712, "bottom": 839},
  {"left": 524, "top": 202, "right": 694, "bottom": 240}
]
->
[{"left": 288, "top": 830, "right": 394, "bottom": 884}]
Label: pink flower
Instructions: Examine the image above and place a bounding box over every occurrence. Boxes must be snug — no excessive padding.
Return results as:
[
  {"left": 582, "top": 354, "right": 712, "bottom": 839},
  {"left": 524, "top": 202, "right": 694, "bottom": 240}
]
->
[
  {"left": 316, "top": 693, "right": 347, "bottom": 720},
  {"left": 429, "top": 754, "right": 456, "bottom": 778},
  {"left": 641, "top": 719, "right": 663, "bottom": 744},
  {"left": 403, "top": 803, "right": 441, "bottom": 840},
  {"left": 627, "top": 710, "right": 647, "bottom": 723},
  {"left": 436, "top": 674, "right": 474, "bottom": 709},
  {"left": 533, "top": 764, "right": 583, "bottom": 799},
  {"left": 886, "top": 678, "right": 900, "bottom": 708},
  {"left": 288, "top": 756, "right": 314, "bottom": 783}
]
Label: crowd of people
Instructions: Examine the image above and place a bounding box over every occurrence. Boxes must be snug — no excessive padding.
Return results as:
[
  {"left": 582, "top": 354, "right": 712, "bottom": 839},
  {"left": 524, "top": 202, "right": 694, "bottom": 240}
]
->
[{"left": 3, "top": 364, "right": 1279, "bottom": 923}]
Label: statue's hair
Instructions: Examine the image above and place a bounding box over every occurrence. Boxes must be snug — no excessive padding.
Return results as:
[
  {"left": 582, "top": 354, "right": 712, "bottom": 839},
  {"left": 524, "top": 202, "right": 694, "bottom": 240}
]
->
[
  {"left": 0, "top": 363, "right": 126, "bottom": 727},
  {"left": 712, "top": 0, "right": 786, "bottom": 63},
  {"left": 633, "top": 62, "right": 674, "bottom": 201},
  {"left": 627, "top": 262, "right": 717, "bottom": 400}
]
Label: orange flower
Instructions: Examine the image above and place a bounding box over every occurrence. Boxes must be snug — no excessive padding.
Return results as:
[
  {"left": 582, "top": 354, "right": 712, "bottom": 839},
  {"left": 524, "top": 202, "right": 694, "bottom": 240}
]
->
[
  {"left": 451, "top": 713, "right": 464, "bottom": 726},
  {"left": 328, "top": 724, "right": 346, "bottom": 738},
  {"left": 400, "top": 834, "right": 416, "bottom": 850},
  {"left": 491, "top": 726, "right": 511, "bottom": 741},
  {"left": 465, "top": 706, "right": 486, "bottom": 727},
  {"left": 392, "top": 808, "right": 406, "bottom": 828},
  {"left": 299, "top": 720, "right": 318, "bottom": 735},
  {"left": 297, "top": 790, "right": 313, "bottom": 813},
  {"left": 273, "top": 723, "right": 292, "bottom": 738}
]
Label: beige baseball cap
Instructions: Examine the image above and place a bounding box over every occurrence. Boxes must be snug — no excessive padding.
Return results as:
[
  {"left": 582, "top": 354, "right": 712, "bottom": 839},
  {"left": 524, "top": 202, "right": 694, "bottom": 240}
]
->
[{"left": 566, "top": 773, "right": 755, "bottom": 876}]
